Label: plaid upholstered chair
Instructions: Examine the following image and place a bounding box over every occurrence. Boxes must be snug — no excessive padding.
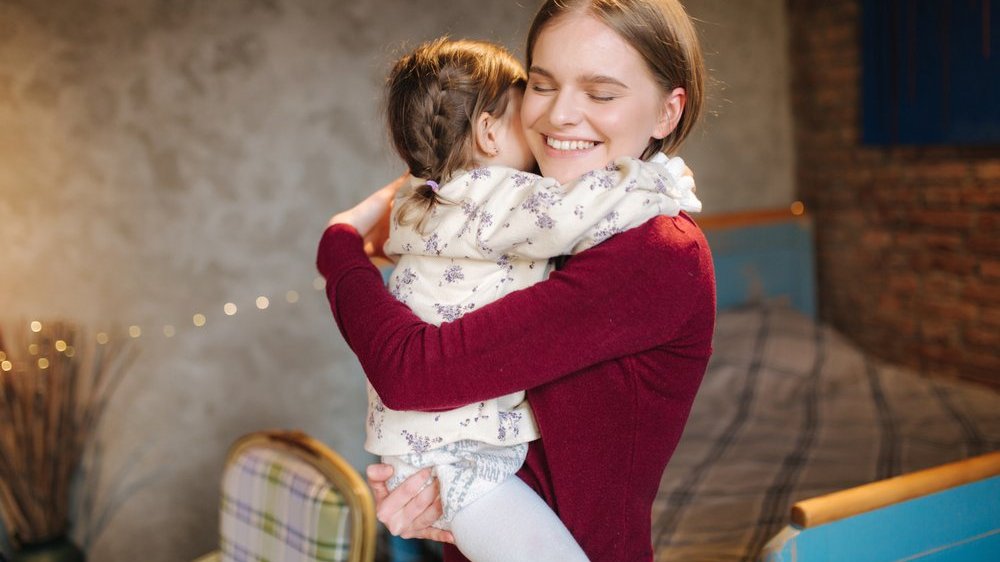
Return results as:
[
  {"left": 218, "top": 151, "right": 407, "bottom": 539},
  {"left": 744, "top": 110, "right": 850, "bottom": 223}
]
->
[{"left": 194, "top": 430, "right": 376, "bottom": 562}]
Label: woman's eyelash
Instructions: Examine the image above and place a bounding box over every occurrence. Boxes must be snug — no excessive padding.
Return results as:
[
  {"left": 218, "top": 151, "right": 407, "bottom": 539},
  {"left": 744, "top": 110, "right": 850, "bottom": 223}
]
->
[{"left": 526, "top": 83, "right": 616, "bottom": 101}]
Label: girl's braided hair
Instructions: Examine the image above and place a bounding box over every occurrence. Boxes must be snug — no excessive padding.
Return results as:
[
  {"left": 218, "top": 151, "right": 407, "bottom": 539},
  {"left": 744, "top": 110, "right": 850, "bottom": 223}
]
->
[{"left": 386, "top": 38, "right": 527, "bottom": 231}]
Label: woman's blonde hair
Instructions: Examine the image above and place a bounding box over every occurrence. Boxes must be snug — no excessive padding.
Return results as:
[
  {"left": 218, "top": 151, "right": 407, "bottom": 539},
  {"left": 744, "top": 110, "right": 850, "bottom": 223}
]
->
[
  {"left": 386, "top": 38, "right": 527, "bottom": 231},
  {"left": 526, "top": 0, "right": 704, "bottom": 158}
]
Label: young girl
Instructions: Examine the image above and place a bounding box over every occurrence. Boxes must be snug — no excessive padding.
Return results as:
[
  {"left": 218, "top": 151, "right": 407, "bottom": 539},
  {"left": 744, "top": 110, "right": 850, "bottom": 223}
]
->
[{"left": 365, "top": 37, "right": 699, "bottom": 561}]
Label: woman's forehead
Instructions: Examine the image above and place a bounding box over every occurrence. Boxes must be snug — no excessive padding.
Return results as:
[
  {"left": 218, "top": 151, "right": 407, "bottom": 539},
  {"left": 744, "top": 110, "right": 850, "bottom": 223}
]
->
[{"left": 530, "top": 12, "right": 647, "bottom": 79}]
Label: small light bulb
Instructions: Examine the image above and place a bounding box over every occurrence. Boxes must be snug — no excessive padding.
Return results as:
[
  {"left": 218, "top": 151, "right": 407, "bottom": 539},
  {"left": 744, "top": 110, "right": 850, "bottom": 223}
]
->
[
  {"left": 0, "top": 351, "right": 6, "bottom": 362},
  {"left": 55, "top": 340, "right": 67, "bottom": 352},
  {"left": 193, "top": 314, "right": 206, "bottom": 327},
  {"left": 224, "top": 302, "right": 238, "bottom": 316},
  {"left": 790, "top": 201, "right": 805, "bottom": 216},
  {"left": 30, "top": 321, "right": 42, "bottom": 333},
  {"left": 313, "top": 276, "right": 326, "bottom": 291},
  {"left": 1, "top": 360, "right": 12, "bottom": 371},
  {"left": 129, "top": 325, "right": 142, "bottom": 338},
  {"left": 256, "top": 296, "right": 270, "bottom": 310},
  {"left": 38, "top": 358, "right": 49, "bottom": 369},
  {"left": 28, "top": 344, "right": 39, "bottom": 355},
  {"left": 286, "top": 290, "right": 300, "bottom": 304},
  {"left": 96, "top": 332, "right": 109, "bottom": 345},
  {"left": 65, "top": 346, "right": 75, "bottom": 358}
]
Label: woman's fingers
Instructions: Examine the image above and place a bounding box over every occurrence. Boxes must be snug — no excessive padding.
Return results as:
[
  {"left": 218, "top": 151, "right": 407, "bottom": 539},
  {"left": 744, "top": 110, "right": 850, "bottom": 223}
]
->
[
  {"left": 375, "top": 467, "right": 433, "bottom": 530},
  {"left": 327, "top": 173, "right": 407, "bottom": 232},
  {"left": 374, "top": 467, "right": 429, "bottom": 523},
  {"left": 394, "top": 475, "right": 441, "bottom": 537},
  {"left": 419, "top": 526, "right": 456, "bottom": 544},
  {"left": 365, "top": 464, "right": 453, "bottom": 543},
  {"left": 360, "top": 174, "right": 405, "bottom": 233},
  {"left": 366, "top": 462, "right": 394, "bottom": 482},
  {"left": 406, "top": 493, "right": 454, "bottom": 543},
  {"left": 366, "top": 463, "right": 393, "bottom": 505},
  {"left": 377, "top": 173, "right": 408, "bottom": 200},
  {"left": 362, "top": 199, "right": 394, "bottom": 261}
]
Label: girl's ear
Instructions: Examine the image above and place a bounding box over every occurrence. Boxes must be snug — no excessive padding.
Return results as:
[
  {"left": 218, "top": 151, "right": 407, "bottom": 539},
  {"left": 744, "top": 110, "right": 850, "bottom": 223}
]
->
[
  {"left": 474, "top": 111, "right": 501, "bottom": 158},
  {"left": 653, "top": 87, "right": 686, "bottom": 139}
]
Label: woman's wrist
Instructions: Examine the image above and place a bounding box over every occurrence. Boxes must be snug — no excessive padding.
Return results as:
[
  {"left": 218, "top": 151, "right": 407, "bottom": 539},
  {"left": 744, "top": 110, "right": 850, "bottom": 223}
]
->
[{"left": 316, "top": 223, "right": 369, "bottom": 281}]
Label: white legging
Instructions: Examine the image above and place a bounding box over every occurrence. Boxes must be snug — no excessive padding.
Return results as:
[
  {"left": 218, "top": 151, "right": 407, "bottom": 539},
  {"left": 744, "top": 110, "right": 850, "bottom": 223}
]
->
[{"left": 450, "top": 476, "right": 590, "bottom": 562}]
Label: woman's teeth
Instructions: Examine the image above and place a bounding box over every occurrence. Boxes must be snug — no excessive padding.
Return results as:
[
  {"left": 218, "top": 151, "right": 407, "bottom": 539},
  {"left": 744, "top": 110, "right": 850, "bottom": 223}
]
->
[{"left": 546, "top": 137, "right": 596, "bottom": 151}]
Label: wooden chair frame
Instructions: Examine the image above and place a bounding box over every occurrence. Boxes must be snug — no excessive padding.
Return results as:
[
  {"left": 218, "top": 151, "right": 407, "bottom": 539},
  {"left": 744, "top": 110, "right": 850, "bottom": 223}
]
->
[{"left": 196, "top": 430, "right": 376, "bottom": 562}]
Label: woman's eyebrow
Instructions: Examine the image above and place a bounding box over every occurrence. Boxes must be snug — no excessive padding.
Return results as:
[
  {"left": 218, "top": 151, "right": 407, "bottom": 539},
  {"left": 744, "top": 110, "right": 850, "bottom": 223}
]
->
[
  {"left": 528, "top": 66, "right": 629, "bottom": 89},
  {"left": 527, "top": 65, "right": 554, "bottom": 78},
  {"left": 580, "top": 73, "right": 629, "bottom": 88}
]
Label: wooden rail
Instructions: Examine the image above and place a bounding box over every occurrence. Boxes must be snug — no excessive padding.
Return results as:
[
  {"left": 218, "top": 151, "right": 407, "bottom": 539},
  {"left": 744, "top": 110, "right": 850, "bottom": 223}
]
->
[
  {"left": 791, "top": 451, "right": 1000, "bottom": 528},
  {"left": 695, "top": 205, "right": 807, "bottom": 230}
]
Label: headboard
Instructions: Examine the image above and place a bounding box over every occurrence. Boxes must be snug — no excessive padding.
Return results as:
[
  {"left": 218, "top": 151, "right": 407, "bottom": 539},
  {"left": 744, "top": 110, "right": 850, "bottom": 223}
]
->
[
  {"left": 377, "top": 206, "right": 818, "bottom": 318},
  {"left": 697, "top": 207, "right": 817, "bottom": 318}
]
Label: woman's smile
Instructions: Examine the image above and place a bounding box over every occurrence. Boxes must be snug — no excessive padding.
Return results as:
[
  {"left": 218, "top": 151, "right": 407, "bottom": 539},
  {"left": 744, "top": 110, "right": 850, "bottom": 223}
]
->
[{"left": 544, "top": 136, "right": 599, "bottom": 152}]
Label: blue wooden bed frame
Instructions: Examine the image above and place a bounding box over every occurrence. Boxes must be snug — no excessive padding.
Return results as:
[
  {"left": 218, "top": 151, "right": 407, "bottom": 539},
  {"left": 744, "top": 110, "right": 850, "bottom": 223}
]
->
[
  {"left": 698, "top": 208, "right": 816, "bottom": 318},
  {"left": 699, "top": 209, "right": 999, "bottom": 561},
  {"left": 761, "top": 452, "right": 1000, "bottom": 561}
]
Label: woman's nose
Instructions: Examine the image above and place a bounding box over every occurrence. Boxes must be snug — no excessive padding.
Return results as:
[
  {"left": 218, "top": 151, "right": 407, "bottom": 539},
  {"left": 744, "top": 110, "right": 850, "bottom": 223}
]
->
[{"left": 548, "top": 90, "right": 582, "bottom": 127}]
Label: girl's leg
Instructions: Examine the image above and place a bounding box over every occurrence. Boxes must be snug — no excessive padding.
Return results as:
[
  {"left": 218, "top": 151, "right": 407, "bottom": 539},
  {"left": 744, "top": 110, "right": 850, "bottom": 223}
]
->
[{"left": 449, "top": 476, "right": 589, "bottom": 562}]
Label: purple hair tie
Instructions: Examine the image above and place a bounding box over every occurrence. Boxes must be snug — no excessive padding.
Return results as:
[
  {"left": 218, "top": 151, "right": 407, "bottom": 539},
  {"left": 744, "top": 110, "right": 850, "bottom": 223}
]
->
[{"left": 426, "top": 180, "right": 440, "bottom": 192}]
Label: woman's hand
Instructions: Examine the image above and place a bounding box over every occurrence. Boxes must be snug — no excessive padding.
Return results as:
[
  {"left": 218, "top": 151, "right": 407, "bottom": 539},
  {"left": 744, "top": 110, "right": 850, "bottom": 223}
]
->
[
  {"left": 328, "top": 174, "right": 407, "bottom": 261},
  {"left": 366, "top": 464, "right": 455, "bottom": 543}
]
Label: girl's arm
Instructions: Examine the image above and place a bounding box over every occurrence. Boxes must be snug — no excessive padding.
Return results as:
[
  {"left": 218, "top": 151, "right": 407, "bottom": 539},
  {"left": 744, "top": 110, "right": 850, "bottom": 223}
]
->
[
  {"left": 319, "top": 212, "right": 713, "bottom": 411},
  {"left": 458, "top": 157, "right": 699, "bottom": 260}
]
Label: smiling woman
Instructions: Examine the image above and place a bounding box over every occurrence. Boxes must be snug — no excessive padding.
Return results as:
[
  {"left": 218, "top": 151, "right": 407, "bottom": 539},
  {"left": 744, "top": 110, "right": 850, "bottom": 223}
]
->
[{"left": 318, "top": 1, "right": 713, "bottom": 560}]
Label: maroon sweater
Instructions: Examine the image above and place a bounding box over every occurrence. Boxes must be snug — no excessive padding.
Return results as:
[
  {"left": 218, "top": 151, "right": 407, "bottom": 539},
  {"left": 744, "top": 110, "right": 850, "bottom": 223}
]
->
[{"left": 317, "top": 214, "right": 715, "bottom": 561}]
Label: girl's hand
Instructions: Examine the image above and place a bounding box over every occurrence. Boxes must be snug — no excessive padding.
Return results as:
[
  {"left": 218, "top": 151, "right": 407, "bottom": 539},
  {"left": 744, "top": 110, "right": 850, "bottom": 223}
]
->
[
  {"left": 366, "top": 464, "right": 455, "bottom": 543},
  {"left": 684, "top": 164, "right": 696, "bottom": 192},
  {"left": 328, "top": 174, "right": 407, "bottom": 261}
]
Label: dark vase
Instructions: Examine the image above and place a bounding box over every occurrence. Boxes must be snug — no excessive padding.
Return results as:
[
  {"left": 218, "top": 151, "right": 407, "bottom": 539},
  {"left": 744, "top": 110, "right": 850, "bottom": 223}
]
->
[{"left": 12, "top": 536, "right": 85, "bottom": 562}]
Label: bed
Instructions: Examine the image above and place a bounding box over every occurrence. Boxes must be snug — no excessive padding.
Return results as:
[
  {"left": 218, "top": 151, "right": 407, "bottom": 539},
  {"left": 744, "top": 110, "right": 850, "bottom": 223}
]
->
[{"left": 650, "top": 209, "right": 1000, "bottom": 561}]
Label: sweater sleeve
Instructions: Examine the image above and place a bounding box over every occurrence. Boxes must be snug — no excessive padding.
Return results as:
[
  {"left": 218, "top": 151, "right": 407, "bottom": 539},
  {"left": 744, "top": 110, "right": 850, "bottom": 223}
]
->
[{"left": 317, "top": 216, "right": 713, "bottom": 411}]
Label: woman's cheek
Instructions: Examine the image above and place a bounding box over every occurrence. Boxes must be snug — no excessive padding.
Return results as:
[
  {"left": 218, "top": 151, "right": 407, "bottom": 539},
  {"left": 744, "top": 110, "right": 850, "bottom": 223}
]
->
[{"left": 520, "top": 92, "right": 545, "bottom": 131}]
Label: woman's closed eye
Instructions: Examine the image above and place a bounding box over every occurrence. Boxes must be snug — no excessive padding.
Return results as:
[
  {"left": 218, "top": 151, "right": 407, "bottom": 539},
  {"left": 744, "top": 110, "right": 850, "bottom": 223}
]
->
[
  {"left": 529, "top": 82, "right": 557, "bottom": 94},
  {"left": 587, "top": 91, "right": 618, "bottom": 102}
]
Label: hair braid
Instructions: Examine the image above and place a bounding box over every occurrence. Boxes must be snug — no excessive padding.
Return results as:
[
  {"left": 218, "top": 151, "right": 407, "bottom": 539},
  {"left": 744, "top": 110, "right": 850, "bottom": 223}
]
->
[{"left": 385, "top": 38, "right": 526, "bottom": 232}]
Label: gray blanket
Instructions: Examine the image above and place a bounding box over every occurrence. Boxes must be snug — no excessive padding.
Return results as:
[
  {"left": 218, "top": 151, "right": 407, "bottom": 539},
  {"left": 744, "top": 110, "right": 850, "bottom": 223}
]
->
[{"left": 652, "top": 304, "right": 1000, "bottom": 561}]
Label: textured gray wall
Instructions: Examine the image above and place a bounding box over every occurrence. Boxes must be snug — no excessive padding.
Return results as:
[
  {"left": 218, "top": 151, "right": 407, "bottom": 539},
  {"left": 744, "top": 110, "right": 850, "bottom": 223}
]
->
[{"left": 0, "top": 1, "right": 792, "bottom": 560}]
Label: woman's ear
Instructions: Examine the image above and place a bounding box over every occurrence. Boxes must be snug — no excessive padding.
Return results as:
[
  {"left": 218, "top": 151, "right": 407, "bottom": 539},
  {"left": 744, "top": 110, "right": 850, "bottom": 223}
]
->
[
  {"left": 653, "top": 87, "right": 686, "bottom": 139},
  {"left": 474, "top": 111, "right": 501, "bottom": 157}
]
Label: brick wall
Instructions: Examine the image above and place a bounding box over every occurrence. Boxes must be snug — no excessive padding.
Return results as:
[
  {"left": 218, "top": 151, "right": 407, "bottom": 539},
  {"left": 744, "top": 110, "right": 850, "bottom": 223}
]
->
[{"left": 787, "top": 0, "right": 1000, "bottom": 387}]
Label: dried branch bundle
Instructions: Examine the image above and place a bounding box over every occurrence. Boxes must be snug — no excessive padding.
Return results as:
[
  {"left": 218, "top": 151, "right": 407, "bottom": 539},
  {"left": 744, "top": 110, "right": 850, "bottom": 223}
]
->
[{"left": 0, "top": 322, "right": 134, "bottom": 547}]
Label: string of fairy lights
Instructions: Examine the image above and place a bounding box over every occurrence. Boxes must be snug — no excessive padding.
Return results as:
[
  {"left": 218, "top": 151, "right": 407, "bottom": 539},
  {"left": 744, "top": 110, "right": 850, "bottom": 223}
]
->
[
  {"left": 0, "top": 275, "right": 329, "bottom": 373},
  {"left": 0, "top": 201, "right": 809, "bottom": 374}
]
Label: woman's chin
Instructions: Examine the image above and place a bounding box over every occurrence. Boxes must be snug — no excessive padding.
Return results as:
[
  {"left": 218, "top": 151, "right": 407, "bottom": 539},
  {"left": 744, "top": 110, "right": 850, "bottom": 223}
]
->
[{"left": 539, "top": 157, "right": 606, "bottom": 183}]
